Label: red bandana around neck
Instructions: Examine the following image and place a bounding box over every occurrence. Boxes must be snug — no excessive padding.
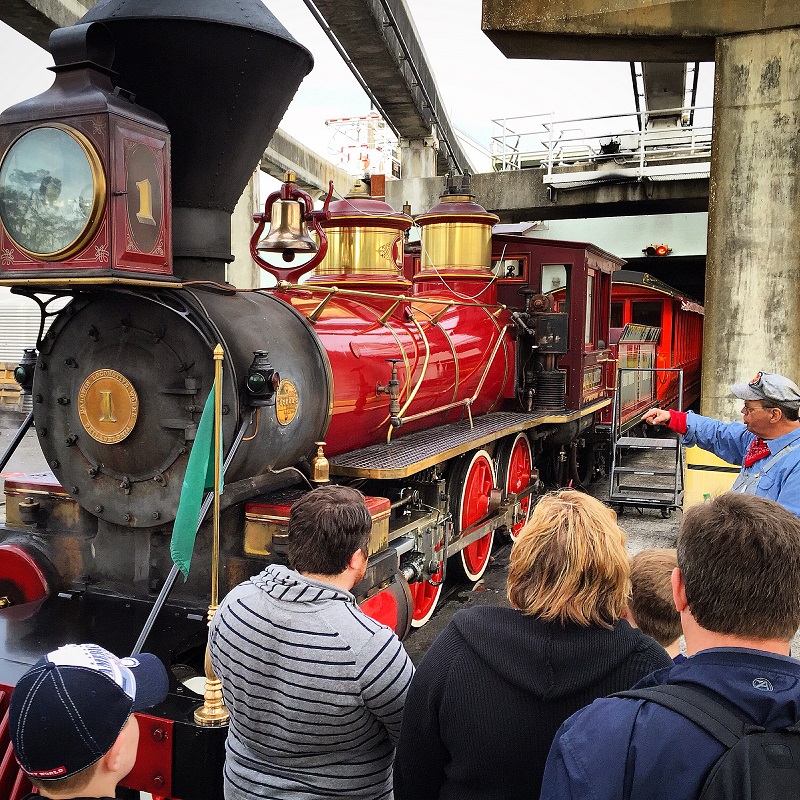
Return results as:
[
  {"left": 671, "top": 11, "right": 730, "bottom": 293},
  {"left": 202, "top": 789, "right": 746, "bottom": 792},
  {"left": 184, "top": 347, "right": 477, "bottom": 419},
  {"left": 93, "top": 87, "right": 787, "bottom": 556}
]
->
[{"left": 744, "top": 437, "right": 771, "bottom": 468}]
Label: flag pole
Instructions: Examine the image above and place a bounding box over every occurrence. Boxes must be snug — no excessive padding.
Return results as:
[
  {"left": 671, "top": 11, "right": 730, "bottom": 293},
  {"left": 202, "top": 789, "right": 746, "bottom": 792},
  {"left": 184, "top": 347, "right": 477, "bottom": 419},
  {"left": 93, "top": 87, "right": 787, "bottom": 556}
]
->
[
  {"left": 195, "top": 343, "right": 229, "bottom": 726},
  {"left": 211, "top": 343, "right": 224, "bottom": 615}
]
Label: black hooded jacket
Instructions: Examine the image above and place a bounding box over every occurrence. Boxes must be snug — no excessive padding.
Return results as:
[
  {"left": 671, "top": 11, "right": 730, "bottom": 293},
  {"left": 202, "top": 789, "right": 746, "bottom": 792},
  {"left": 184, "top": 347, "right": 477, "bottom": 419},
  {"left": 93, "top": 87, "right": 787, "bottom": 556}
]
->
[{"left": 393, "top": 606, "right": 672, "bottom": 800}]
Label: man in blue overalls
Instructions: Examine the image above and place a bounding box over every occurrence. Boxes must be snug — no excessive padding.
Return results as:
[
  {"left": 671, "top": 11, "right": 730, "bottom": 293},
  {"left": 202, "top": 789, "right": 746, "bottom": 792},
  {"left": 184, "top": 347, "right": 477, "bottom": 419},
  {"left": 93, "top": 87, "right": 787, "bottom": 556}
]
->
[{"left": 643, "top": 372, "right": 800, "bottom": 517}]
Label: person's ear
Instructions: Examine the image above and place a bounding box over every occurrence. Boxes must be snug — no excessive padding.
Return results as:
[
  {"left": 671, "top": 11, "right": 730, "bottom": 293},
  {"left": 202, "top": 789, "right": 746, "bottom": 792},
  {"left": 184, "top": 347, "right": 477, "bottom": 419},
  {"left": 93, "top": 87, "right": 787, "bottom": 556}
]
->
[
  {"left": 102, "top": 727, "right": 129, "bottom": 773},
  {"left": 102, "top": 715, "right": 138, "bottom": 775},
  {"left": 671, "top": 567, "right": 688, "bottom": 613},
  {"left": 620, "top": 606, "right": 637, "bottom": 627},
  {"left": 348, "top": 548, "right": 366, "bottom": 572}
]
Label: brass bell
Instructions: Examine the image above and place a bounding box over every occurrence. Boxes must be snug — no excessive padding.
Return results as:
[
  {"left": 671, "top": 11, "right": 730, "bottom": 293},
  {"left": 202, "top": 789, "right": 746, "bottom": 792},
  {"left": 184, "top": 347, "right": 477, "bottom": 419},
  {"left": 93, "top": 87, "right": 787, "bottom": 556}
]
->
[{"left": 256, "top": 198, "right": 318, "bottom": 257}]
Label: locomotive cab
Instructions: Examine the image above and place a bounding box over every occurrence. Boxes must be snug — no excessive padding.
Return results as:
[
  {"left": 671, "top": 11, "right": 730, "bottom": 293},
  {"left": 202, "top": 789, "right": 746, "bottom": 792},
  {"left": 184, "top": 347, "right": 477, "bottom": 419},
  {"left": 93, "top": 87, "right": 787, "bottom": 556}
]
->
[{"left": 492, "top": 233, "right": 621, "bottom": 414}]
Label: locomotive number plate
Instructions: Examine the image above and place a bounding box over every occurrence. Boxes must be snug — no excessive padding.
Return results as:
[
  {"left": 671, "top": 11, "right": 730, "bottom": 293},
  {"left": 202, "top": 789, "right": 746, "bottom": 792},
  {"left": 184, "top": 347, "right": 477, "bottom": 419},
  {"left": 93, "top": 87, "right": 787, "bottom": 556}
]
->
[
  {"left": 78, "top": 369, "right": 139, "bottom": 444},
  {"left": 276, "top": 380, "right": 299, "bottom": 426}
]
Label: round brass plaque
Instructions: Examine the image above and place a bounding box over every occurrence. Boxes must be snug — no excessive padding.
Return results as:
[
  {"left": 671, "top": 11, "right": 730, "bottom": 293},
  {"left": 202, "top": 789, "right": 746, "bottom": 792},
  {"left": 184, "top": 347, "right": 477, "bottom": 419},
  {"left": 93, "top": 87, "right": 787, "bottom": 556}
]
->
[
  {"left": 77, "top": 369, "right": 139, "bottom": 444},
  {"left": 276, "top": 380, "right": 299, "bottom": 426}
]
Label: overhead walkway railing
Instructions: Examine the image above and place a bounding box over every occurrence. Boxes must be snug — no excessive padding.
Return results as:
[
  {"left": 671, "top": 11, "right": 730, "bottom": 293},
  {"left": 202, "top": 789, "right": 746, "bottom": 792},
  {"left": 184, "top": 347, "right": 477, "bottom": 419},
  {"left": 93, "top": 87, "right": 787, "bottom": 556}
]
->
[{"left": 490, "top": 106, "right": 712, "bottom": 188}]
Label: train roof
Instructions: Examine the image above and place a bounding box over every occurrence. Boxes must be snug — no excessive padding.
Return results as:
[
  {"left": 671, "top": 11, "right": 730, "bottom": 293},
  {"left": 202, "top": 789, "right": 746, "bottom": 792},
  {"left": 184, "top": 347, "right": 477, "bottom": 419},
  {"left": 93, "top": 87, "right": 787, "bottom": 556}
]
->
[
  {"left": 613, "top": 270, "right": 704, "bottom": 314},
  {"left": 492, "top": 232, "right": 627, "bottom": 268}
]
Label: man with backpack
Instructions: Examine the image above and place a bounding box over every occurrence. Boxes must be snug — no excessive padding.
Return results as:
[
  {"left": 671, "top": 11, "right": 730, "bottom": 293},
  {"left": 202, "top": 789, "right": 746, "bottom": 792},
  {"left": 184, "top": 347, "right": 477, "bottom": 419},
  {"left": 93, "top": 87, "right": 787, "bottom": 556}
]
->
[{"left": 540, "top": 492, "right": 800, "bottom": 800}]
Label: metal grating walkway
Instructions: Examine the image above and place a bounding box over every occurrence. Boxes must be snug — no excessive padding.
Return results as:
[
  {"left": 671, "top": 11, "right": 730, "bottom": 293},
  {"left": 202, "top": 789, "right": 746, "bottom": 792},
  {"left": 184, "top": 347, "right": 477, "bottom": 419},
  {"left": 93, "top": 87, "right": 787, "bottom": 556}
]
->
[{"left": 330, "top": 401, "right": 609, "bottom": 479}]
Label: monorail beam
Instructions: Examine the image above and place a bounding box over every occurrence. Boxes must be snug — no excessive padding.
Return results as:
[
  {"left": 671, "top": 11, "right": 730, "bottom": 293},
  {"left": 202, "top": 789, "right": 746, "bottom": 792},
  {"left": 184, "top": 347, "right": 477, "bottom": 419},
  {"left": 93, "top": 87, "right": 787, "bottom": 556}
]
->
[
  {"left": 309, "top": 0, "right": 474, "bottom": 176},
  {"left": 262, "top": 129, "right": 354, "bottom": 198},
  {"left": 0, "top": 0, "right": 92, "bottom": 49},
  {"left": 387, "top": 172, "right": 709, "bottom": 222}
]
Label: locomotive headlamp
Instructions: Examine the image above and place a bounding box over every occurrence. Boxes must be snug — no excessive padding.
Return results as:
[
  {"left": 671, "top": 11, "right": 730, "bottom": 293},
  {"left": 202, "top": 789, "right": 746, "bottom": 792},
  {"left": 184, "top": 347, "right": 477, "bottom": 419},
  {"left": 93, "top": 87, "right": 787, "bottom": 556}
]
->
[
  {"left": 643, "top": 244, "right": 672, "bottom": 257},
  {"left": 14, "top": 348, "right": 36, "bottom": 395},
  {"left": 246, "top": 350, "right": 280, "bottom": 407},
  {"left": 0, "top": 24, "right": 172, "bottom": 279}
]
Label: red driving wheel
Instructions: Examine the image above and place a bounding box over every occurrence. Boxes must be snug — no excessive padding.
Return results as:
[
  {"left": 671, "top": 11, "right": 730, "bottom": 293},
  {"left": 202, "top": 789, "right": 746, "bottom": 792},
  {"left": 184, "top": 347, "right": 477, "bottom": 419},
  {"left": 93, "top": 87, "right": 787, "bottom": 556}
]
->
[
  {"left": 449, "top": 449, "right": 496, "bottom": 581},
  {"left": 496, "top": 433, "right": 534, "bottom": 542},
  {"left": 360, "top": 574, "right": 414, "bottom": 639}
]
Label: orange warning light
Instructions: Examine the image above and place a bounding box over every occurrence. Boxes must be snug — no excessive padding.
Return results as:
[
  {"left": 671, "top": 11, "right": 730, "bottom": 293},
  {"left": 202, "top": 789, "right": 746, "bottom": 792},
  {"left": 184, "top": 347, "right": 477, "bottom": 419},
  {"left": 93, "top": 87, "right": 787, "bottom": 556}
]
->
[{"left": 643, "top": 244, "right": 672, "bottom": 257}]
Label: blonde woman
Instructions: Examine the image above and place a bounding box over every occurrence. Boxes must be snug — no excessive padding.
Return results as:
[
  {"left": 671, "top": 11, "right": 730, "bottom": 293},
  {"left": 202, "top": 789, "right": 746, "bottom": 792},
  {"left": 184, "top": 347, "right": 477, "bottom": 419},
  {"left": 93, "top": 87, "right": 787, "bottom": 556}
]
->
[{"left": 394, "top": 491, "right": 672, "bottom": 800}]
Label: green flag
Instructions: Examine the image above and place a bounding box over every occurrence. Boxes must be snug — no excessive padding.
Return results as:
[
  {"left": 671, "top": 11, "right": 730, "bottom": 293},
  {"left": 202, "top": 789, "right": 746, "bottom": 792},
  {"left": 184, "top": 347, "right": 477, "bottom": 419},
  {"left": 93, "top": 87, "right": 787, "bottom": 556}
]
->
[{"left": 171, "top": 385, "right": 222, "bottom": 580}]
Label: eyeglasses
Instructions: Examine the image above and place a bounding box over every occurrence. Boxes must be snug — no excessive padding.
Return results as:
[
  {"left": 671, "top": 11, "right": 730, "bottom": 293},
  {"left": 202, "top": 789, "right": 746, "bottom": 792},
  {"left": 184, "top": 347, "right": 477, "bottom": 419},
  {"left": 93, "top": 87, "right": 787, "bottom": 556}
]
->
[{"left": 742, "top": 404, "right": 774, "bottom": 415}]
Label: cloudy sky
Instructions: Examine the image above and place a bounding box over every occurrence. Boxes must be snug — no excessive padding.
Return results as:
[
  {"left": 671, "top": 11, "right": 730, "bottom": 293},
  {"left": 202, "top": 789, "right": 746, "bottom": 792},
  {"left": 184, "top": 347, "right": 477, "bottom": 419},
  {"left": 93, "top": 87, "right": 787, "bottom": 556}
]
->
[{"left": 0, "top": 0, "right": 715, "bottom": 172}]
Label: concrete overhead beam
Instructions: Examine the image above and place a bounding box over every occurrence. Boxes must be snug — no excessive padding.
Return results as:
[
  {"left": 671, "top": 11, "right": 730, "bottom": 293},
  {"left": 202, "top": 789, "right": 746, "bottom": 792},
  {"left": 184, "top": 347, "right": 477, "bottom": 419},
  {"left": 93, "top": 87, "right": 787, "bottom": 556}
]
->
[
  {"left": 0, "top": 0, "right": 92, "bottom": 48},
  {"left": 311, "top": 0, "right": 473, "bottom": 175},
  {"left": 262, "top": 129, "right": 355, "bottom": 198},
  {"left": 481, "top": 0, "right": 800, "bottom": 61},
  {"left": 387, "top": 171, "right": 708, "bottom": 223}
]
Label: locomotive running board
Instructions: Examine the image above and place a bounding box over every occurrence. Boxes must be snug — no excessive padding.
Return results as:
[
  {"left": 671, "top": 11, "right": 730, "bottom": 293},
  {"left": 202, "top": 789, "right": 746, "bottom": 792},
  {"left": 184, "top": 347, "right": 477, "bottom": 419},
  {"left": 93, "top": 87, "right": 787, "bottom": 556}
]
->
[{"left": 329, "top": 400, "right": 610, "bottom": 479}]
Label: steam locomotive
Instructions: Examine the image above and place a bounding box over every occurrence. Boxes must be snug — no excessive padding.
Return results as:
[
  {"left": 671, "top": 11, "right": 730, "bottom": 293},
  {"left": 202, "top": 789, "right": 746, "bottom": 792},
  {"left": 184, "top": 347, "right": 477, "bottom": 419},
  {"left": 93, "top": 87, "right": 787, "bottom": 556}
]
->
[{"left": 0, "top": 3, "right": 690, "bottom": 798}]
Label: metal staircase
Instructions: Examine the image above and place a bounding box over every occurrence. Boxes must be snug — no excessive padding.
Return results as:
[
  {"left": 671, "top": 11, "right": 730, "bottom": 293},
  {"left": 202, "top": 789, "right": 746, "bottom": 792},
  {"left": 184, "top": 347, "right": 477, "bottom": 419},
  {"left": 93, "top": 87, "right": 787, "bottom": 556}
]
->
[{"left": 609, "top": 368, "right": 684, "bottom": 517}]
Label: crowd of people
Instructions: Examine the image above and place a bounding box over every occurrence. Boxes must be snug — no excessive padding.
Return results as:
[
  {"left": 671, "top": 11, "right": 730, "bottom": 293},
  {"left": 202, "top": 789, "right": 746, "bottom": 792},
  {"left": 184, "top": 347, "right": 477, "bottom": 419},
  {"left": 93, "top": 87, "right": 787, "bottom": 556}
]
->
[{"left": 10, "top": 373, "right": 800, "bottom": 800}]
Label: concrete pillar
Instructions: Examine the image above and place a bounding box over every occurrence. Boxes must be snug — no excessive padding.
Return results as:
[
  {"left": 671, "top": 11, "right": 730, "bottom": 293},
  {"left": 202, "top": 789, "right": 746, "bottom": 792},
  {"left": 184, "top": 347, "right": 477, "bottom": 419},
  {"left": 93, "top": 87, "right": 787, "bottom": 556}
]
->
[
  {"left": 399, "top": 135, "right": 440, "bottom": 179},
  {"left": 702, "top": 28, "right": 800, "bottom": 420},
  {"left": 227, "top": 172, "right": 263, "bottom": 289}
]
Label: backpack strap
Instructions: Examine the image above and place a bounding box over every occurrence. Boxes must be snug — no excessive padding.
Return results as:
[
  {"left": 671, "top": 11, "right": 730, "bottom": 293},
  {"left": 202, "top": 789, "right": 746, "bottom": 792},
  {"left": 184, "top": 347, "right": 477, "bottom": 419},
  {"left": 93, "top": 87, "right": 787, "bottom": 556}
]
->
[{"left": 614, "top": 684, "right": 754, "bottom": 750}]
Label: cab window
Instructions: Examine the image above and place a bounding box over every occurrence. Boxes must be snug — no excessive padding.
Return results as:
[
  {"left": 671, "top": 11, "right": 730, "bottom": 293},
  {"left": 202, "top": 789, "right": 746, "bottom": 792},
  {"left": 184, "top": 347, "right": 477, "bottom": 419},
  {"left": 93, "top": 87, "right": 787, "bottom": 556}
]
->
[
  {"left": 542, "top": 264, "right": 569, "bottom": 313},
  {"left": 492, "top": 257, "right": 526, "bottom": 279}
]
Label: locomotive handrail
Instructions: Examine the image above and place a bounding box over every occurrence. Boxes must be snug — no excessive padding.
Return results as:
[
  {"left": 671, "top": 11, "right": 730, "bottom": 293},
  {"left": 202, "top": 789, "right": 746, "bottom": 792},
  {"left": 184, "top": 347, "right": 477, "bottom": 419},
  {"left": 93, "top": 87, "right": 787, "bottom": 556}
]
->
[
  {"left": 387, "top": 311, "right": 431, "bottom": 443},
  {"left": 413, "top": 305, "right": 460, "bottom": 408},
  {"left": 469, "top": 324, "right": 511, "bottom": 414},
  {"left": 392, "top": 326, "right": 511, "bottom": 433},
  {"left": 273, "top": 281, "right": 508, "bottom": 311}
]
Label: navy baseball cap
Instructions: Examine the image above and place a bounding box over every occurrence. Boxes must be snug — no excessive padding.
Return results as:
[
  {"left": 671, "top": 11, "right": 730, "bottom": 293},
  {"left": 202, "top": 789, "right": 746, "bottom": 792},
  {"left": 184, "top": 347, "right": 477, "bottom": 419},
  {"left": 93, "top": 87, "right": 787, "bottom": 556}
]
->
[
  {"left": 9, "top": 643, "right": 169, "bottom": 781},
  {"left": 731, "top": 372, "right": 800, "bottom": 407}
]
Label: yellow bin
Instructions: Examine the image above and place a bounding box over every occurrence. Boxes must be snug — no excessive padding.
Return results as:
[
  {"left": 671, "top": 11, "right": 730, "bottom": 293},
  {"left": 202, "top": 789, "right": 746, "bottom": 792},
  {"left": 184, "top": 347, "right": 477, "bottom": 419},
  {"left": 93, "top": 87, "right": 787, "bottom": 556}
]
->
[{"left": 684, "top": 446, "right": 740, "bottom": 509}]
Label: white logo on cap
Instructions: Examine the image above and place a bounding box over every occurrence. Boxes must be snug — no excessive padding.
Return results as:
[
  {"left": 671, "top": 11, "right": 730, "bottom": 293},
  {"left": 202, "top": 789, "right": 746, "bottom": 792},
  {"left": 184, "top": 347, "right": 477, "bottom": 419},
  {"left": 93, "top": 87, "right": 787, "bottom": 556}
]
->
[
  {"left": 753, "top": 678, "right": 773, "bottom": 691},
  {"left": 47, "top": 643, "right": 137, "bottom": 701}
]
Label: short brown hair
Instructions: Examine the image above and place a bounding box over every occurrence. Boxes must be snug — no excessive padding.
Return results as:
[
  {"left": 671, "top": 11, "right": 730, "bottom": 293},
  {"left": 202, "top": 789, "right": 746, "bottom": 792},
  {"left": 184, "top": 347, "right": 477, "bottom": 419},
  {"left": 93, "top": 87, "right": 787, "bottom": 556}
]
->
[
  {"left": 679, "top": 493, "right": 800, "bottom": 640},
  {"left": 629, "top": 549, "right": 681, "bottom": 647},
  {"left": 507, "top": 491, "right": 630, "bottom": 628},
  {"left": 288, "top": 485, "right": 372, "bottom": 575}
]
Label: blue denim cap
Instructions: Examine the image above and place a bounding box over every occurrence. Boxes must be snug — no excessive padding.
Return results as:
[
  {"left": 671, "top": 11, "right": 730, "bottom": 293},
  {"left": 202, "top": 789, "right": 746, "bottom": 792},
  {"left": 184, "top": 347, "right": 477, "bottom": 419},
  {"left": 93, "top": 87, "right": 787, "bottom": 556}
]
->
[
  {"left": 731, "top": 372, "right": 800, "bottom": 407},
  {"left": 9, "top": 643, "right": 168, "bottom": 781}
]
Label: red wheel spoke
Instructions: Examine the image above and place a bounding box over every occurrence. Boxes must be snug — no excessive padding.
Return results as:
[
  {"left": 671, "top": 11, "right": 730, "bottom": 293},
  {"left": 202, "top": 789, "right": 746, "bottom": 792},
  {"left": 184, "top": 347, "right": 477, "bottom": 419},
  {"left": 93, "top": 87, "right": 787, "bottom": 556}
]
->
[
  {"left": 457, "top": 450, "right": 496, "bottom": 580},
  {"left": 501, "top": 434, "right": 534, "bottom": 542}
]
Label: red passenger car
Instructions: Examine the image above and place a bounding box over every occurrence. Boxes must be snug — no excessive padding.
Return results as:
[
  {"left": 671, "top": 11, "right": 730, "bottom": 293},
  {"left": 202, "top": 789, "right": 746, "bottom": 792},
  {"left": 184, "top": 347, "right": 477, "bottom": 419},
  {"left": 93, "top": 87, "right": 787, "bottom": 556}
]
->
[{"left": 606, "top": 270, "right": 704, "bottom": 428}]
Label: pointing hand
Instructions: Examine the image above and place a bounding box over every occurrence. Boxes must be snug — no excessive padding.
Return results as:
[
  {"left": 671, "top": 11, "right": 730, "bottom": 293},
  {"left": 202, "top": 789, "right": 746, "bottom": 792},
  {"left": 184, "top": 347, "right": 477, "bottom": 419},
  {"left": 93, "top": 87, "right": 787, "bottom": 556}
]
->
[{"left": 642, "top": 408, "right": 671, "bottom": 426}]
